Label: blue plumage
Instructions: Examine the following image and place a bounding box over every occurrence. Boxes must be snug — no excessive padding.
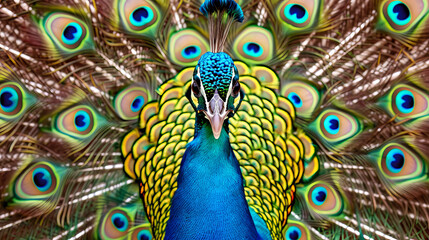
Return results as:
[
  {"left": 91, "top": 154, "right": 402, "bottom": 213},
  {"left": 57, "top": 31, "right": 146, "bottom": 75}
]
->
[{"left": 165, "top": 122, "right": 269, "bottom": 240}]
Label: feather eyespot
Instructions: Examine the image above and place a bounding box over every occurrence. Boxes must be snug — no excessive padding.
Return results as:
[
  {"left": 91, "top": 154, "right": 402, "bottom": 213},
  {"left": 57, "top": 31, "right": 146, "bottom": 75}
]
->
[
  {"left": 53, "top": 105, "right": 101, "bottom": 140},
  {"left": 129, "top": 225, "right": 153, "bottom": 240},
  {"left": 372, "top": 143, "right": 426, "bottom": 183},
  {"left": 381, "top": 0, "right": 427, "bottom": 31},
  {"left": 392, "top": 86, "right": 428, "bottom": 118},
  {"left": 32, "top": 168, "right": 53, "bottom": 192},
  {"left": 13, "top": 162, "right": 59, "bottom": 200},
  {"left": 284, "top": 220, "right": 311, "bottom": 240},
  {"left": 306, "top": 182, "right": 344, "bottom": 216},
  {"left": 315, "top": 109, "right": 361, "bottom": 144},
  {"left": 277, "top": 0, "right": 321, "bottom": 34},
  {"left": 282, "top": 81, "right": 320, "bottom": 118},
  {"left": 323, "top": 115, "right": 340, "bottom": 135},
  {"left": 42, "top": 12, "right": 93, "bottom": 54},
  {"left": 0, "top": 86, "right": 21, "bottom": 114},
  {"left": 100, "top": 208, "right": 133, "bottom": 239},
  {"left": 243, "top": 42, "right": 263, "bottom": 58},
  {"left": 284, "top": 4, "right": 309, "bottom": 25},
  {"left": 395, "top": 89, "right": 414, "bottom": 114},
  {"left": 380, "top": 84, "right": 429, "bottom": 121},
  {"left": 287, "top": 92, "right": 303, "bottom": 108},
  {"left": 111, "top": 212, "right": 129, "bottom": 232},
  {"left": 114, "top": 86, "right": 150, "bottom": 120},
  {"left": 136, "top": 229, "right": 152, "bottom": 240},
  {"left": 285, "top": 226, "right": 302, "bottom": 240},
  {"left": 130, "top": 6, "right": 154, "bottom": 27},
  {"left": 182, "top": 46, "right": 202, "bottom": 59},
  {"left": 169, "top": 29, "right": 209, "bottom": 66},
  {"left": 311, "top": 186, "right": 328, "bottom": 205},
  {"left": 61, "top": 22, "right": 83, "bottom": 45},
  {"left": 0, "top": 82, "right": 34, "bottom": 120},
  {"left": 117, "top": 0, "right": 160, "bottom": 34},
  {"left": 386, "top": 148, "right": 405, "bottom": 173},
  {"left": 386, "top": 1, "right": 411, "bottom": 26},
  {"left": 233, "top": 26, "right": 274, "bottom": 65},
  {"left": 378, "top": 0, "right": 429, "bottom": 41}
]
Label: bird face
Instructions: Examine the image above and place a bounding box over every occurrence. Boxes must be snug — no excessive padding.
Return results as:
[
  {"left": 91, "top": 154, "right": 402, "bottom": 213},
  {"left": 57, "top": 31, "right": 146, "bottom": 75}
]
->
[{"left": 191, "top": 52, "right": 241, "bottom": 139}]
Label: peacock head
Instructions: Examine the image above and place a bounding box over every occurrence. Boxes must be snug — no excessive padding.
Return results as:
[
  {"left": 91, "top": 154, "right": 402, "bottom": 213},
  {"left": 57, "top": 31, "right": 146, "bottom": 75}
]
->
[{"left": 189, "top": 52, "right": 242, "bottom": 139}]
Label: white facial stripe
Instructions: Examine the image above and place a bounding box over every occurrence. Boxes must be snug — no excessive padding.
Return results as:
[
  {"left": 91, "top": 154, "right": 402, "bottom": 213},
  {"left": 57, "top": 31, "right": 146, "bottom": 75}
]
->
[
  {"left": 196, "top": 67, "right": 209, "bottom": 103},
  {"left": 224, "top": 67, "right": 236, "bottom": 110},
  {"left": 197, "top": 67, "right": 236, "bottom": 119},
  {"left": 226, "top": 67, "right": 235, "bottom": 99}
]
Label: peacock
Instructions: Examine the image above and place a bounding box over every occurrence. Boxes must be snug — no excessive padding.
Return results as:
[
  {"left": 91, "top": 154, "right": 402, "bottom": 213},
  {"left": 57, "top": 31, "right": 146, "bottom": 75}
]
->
[{"left": 0, "top": 0, "right": 429, "bottom": 238}]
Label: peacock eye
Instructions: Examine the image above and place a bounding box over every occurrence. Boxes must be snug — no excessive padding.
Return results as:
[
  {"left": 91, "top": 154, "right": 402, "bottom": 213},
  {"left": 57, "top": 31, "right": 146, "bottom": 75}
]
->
[
  {"left": 282, "top": 80, "right": 321, "bottom": 118},
  {"left": 32, "top": 168, "right": 53, "bottom": 192},
  {"left": 13, "top": 162, "right": 59, "bottom": 200},
  {"left": 310, "top": 109, "right": 362, "bottom": 148},
  {"left": 311, "top": 186, "right": 328, "bottom": 205},
  {"left": 130, "top": 6, "right": 154, "bottom": 27},
  {"left": 0, "top": 82, "right": 35, "bottom": 121},
  {"left": 191, "top": 80, "right": 201, "bottom": 97},
  {"left": 231, "top": 81, "right": 240, "bottom": 98},
  {"left": 323, "top": 115, "right": 340, "bottom": 135}
]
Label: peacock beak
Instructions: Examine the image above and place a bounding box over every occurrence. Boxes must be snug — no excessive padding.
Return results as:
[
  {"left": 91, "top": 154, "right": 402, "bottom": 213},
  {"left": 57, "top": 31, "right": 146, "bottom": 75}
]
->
[{"left": 201, "top": 92, "right": 232, "bottom": 139}]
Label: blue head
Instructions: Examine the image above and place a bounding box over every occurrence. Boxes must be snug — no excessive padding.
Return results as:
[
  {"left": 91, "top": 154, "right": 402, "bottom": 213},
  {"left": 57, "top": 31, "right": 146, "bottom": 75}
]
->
[{"left": 191, "top": 52, "right": 241, "bottom": 139}]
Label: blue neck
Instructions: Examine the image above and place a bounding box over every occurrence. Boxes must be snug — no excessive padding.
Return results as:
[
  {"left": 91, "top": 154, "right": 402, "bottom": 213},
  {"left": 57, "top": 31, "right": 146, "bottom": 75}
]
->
[{"left": 164, "top": 120, "right": 260, "bottom": 239}]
